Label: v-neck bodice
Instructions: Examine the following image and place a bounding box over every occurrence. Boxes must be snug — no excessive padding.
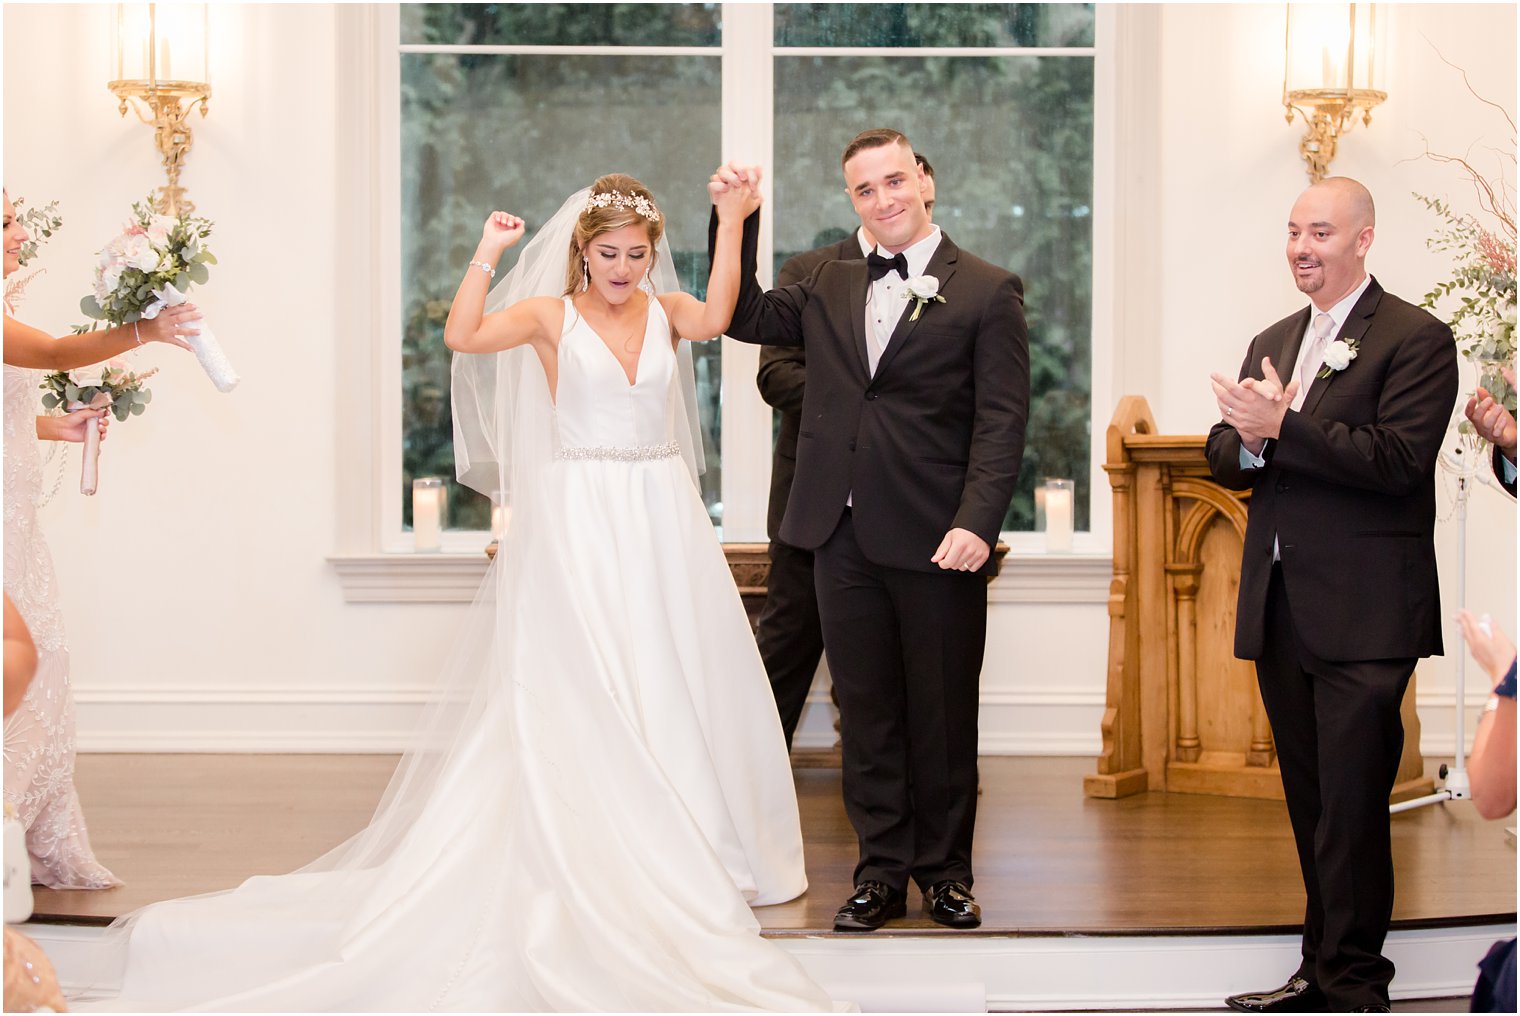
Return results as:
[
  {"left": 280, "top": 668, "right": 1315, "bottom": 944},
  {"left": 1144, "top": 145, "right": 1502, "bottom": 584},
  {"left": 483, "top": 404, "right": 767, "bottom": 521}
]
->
[{"left": 554, "top": 295, "right": 679, "bottom": 451}]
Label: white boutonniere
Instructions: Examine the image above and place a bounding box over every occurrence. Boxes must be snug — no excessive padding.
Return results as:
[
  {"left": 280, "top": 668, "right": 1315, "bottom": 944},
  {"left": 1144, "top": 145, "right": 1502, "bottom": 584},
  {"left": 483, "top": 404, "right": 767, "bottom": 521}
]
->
[
  {"left": 901, "top": 275, "right": 946, "bottom": 322},
  {"left": 1316, "top": 337, "right": 1360, "bottom": 379}
]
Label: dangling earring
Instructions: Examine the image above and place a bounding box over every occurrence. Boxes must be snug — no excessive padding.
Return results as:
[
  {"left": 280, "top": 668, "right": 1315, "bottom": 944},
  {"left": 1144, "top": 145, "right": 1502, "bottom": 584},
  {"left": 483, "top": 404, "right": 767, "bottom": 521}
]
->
[
  {"left": 638, "top": 269, "right": 655, "bottom": 295},
  {"left": 580, "top": 258, "right": 590, "bottom": 292}
]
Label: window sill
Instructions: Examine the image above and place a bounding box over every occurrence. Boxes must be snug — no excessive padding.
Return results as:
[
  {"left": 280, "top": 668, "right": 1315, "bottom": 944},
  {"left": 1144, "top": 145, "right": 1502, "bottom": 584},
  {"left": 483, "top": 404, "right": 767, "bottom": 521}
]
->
[{"left": 329, "top": 544, "right": 1112, "bottom": 605}]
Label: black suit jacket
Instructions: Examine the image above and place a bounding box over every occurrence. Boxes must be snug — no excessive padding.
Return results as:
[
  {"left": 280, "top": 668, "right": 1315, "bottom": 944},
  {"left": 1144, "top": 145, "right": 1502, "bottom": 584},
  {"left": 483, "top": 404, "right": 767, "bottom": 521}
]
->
[
  {"left": 1206, "top": 277, "right": 1458, "bottom": 662},
  {"left": 758, "top": 236, "right": 865, "bottom": 540},
  {"left": 722, "top": 212, "right": 1029, "bottom": 575}
]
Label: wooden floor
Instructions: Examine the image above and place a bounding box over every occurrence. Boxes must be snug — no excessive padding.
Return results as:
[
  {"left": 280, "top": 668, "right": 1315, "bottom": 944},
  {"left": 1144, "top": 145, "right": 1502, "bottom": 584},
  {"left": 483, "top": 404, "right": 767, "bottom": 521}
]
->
[{"left": 33, "top": 754, "right": 1515, "bottom": 938}]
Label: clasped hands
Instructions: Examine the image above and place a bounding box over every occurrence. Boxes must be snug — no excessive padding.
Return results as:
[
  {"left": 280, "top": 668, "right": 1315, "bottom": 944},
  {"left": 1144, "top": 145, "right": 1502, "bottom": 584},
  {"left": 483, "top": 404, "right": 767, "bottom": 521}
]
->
[
  {"left": 1210, "top": 357, "right": 1300, "bottom": 455},
  {"left": 707, "top": 162, "right": 763, "bottom": 223}
]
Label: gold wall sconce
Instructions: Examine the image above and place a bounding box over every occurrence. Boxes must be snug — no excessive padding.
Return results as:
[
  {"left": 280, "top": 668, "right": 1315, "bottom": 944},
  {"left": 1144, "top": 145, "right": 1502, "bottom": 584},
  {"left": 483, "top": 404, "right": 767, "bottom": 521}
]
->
[
  {"left": 1282, "top": 3, "right": 1386, "bottom": 182},
  {"left": 108, "top": 3, "right": 211, "bottom": 216}
]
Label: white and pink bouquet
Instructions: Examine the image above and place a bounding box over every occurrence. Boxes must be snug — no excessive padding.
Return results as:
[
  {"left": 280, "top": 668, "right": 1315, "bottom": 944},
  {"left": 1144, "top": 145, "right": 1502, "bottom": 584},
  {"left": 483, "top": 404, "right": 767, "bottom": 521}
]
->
[
  {"left": 78, "top": 197, "right": 239, "bottom": 393},
  {"left": 39, "top": 362, "right": 158, "bottom": 495}
]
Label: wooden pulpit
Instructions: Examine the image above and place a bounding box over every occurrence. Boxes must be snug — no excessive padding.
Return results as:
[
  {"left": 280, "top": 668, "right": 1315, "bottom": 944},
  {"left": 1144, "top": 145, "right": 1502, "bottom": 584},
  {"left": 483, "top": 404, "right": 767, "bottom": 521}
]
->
[{"left": 1084, "top": 397, "right": 1432, "bottom": 802}]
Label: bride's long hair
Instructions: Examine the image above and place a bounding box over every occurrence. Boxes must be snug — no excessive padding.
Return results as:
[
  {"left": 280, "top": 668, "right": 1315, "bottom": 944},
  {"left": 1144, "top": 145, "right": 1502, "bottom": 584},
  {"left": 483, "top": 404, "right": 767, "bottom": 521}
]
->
[{"left": 562, "top": 173, "right": 664, "bottom": 296}]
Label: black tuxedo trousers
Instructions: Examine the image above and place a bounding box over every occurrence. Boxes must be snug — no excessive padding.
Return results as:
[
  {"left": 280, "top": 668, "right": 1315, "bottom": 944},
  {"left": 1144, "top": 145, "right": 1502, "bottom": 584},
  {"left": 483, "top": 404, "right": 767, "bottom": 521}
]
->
[
  {"left": 1258, "top": 565, "right": 1414, "bottom": 1008},
  {"left": 815, "top": 509, "right": 988, "bottom": 889}
]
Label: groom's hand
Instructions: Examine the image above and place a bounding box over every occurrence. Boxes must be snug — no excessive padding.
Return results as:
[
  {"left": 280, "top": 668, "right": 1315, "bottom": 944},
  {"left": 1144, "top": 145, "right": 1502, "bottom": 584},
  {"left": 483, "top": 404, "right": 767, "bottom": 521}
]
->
[
  {"left": 932, "top": 528, "right": 990, "bottom": 572},
  {"left": 710, "top": 166, "right": 763, "bottom": 222},
  {"left": 710, "top": 161, "right": 762, "bottom": 201}
]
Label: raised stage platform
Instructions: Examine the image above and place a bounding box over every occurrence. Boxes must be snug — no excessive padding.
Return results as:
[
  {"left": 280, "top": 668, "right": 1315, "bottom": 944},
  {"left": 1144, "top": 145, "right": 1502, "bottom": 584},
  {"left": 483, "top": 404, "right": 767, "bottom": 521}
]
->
[{"left": 25, "top": 755, "right": 1516, "bottom": 1011}]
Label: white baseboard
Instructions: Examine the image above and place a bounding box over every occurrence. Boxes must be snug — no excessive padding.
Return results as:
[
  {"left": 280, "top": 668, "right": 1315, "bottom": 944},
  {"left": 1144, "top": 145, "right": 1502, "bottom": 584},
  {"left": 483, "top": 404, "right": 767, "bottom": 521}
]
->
[{"left": 68, "top": 684, "right": 1481, "bottom": 758}]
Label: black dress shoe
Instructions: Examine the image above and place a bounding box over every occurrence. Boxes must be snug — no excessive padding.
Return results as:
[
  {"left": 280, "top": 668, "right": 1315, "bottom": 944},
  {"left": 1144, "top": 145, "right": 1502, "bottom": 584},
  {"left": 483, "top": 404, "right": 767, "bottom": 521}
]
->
[
  {"left": 833, "top": 881, "right": 907, "bottom": 931},
  {"left": 1224, "top": 976, "right": 1327, "bottom": 1013},
  {"left": 923, "top": 880, "right": 982, "bottom": 928}
]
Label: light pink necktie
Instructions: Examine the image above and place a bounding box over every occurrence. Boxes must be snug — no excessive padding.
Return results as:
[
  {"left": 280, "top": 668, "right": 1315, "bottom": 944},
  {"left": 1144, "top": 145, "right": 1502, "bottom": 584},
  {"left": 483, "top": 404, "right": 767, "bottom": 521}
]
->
[{"left": 1292, "top": 312, "right": 1335, "bottom": 412}]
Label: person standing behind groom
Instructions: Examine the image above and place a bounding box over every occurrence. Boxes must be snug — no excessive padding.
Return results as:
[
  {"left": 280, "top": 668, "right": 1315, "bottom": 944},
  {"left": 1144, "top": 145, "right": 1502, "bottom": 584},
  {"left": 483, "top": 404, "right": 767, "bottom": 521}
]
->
[
  {"left": 756, "top": 155, "right": 937, "bottom": 748},
  {"left": 715, "top": 130, "right": 1027, "bottom": 931},
  {"left": 1206, "top": 177, "right": 1457, "bottom": 1013}
]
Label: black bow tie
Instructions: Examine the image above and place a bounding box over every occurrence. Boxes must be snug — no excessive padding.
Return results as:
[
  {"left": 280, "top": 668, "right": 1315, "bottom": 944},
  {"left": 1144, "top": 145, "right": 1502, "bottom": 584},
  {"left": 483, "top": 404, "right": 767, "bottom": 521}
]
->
[{"left": 866, "top": 251, "right": 909, "bottom": 282}]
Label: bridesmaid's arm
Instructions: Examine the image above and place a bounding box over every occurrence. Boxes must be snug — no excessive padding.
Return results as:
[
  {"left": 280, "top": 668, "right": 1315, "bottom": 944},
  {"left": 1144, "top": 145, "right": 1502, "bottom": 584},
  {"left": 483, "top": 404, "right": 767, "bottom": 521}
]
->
[{"left": 3, "top": 312, "right": 194, "bottom": 371}]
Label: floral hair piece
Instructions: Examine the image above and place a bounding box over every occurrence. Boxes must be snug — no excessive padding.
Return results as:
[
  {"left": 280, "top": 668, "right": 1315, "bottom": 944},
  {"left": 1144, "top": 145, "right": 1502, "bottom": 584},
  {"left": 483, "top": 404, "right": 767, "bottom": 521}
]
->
[{"left": 584, "top": 190, "right": 662, "bottom": 223}]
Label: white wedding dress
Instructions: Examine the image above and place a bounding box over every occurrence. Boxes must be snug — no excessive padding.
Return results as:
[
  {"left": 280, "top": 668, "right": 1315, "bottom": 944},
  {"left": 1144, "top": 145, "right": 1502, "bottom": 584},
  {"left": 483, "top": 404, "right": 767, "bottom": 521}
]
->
[
  {"left": 77, "top": 297, "right": 839, "bottom": 1012},
  {"left": 3, "top": 360, "right": 120, "bottom": 889}
]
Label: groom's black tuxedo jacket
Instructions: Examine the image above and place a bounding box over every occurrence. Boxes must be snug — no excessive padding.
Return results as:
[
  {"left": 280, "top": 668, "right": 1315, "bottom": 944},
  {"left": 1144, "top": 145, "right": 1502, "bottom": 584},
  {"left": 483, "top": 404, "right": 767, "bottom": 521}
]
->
[
  {"left": 720, "top": 213, "right": 1029, "bottom": 575},
  {"left": 758, "top": 236, "right": 865, "bottom": 540},
  {"left": 1206, "top": 277, "right": 1458, "bottom": 663}
]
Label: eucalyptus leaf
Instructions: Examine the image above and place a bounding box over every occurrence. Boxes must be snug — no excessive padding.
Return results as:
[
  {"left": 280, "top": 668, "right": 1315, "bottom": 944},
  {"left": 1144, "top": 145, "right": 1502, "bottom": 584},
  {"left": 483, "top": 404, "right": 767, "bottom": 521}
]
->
[
  {"left": 129, "top": 401, "right": 145, "bottom": 416},
  {"left": 41, "top": 393, "right": 59, "bottom": 410},
  {"left": 187, "top": 262, "right": 209, "bottom": 285}
]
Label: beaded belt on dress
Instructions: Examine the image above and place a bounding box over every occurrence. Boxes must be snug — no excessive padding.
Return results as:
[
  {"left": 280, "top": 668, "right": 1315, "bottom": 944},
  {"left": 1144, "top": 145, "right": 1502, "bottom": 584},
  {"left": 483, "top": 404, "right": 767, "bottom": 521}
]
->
[{"left": 555, "top": 441, "right": 681, "bottom": 462}]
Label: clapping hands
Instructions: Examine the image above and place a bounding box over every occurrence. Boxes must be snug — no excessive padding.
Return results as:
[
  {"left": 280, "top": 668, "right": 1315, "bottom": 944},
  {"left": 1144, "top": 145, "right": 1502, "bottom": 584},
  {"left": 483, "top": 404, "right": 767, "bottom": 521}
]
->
[
  {"left": 709, "top": 162, "right": 763, "bottom": 222},
  {"left": 1464, "top": 365, "right": 1517, "bottom": 460},
  {"left": 1211, "top": 356, "right": 1300, "bottom": 452}
]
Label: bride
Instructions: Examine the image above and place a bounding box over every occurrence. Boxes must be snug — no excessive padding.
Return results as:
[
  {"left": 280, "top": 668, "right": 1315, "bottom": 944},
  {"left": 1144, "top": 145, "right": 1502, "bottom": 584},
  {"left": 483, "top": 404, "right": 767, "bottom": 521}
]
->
[{"left": 77, "top": 170, "right": 841, "bottom": 1012}]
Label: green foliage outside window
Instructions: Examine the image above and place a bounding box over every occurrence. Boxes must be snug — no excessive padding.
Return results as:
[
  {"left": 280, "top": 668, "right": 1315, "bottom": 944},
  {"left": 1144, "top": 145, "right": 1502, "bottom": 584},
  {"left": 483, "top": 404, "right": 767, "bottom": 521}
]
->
[{"left": 400, "top": 3, "right": 1094, "bottom": 536}]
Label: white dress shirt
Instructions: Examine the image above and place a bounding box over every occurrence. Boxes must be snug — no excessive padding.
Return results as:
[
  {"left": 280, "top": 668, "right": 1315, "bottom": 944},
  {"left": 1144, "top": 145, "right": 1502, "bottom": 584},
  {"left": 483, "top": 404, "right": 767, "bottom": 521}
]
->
[
  {"left": 866, "top": 226, "right": 943, "bottom": 376},
  {"left": 847, "top": 225, "right": 943, "bottom": 509}
]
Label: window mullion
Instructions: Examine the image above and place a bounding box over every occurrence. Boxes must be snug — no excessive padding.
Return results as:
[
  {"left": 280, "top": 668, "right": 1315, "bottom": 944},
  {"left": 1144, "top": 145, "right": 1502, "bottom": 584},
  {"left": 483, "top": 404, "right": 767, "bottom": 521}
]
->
[{"left": 717, "top": 2, "right": 776, "bottom": 542}]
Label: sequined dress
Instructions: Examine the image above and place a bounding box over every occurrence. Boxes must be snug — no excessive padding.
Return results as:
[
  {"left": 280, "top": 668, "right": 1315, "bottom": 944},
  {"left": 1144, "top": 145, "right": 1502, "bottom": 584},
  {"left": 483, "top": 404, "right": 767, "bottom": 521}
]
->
[{"left": 2, "top": 359, "right": 119, "bottom": 888}]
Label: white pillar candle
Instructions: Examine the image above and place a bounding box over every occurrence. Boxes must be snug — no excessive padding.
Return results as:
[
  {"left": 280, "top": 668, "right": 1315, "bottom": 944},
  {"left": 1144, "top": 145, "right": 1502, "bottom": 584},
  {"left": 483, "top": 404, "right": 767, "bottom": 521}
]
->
[
  {"left": 1044, "top": 480, "right": 1074, "bottom": 553},
  {"left": 413, "top": 478, "right": 444, "bottom": 552}
]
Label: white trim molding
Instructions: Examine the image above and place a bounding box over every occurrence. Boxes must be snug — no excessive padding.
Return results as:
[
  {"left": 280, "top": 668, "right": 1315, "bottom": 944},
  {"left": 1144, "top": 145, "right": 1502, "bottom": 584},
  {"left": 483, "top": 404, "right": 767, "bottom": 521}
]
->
[{"left": 329, "top": 551, "right": 1114, "bottom": 604}]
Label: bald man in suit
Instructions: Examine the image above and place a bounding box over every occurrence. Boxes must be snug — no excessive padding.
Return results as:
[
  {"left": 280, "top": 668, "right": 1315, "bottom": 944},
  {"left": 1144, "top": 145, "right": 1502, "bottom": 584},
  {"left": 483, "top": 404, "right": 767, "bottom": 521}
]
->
[{"left": 1208, "top": 178, "right": 1458, "bottom": 1013}]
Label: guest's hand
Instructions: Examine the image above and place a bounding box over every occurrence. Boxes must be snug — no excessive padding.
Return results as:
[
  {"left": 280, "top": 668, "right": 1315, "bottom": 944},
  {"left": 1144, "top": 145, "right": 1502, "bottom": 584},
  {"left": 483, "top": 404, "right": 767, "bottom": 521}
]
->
[
  {"left": 1457, "top": 610, "right": 1518, "bottom": 687},
  {"left": 1211, "top": 356, "right": 1299, "bottom": 452},
  {"left": 479, "top": 211, "right": 525, "bottom": 257},
  {"left": 136, "top": 301, "right": 200, "bottom": 351},
  {"left": 1464, "top": 365, "right": 1517, "bottom": 460},
  {"left": 932, "top": 528, "right": 990, "bottom": 572},
  {"left": 37, "top": 408, "right": 108, "bottom": 444}
]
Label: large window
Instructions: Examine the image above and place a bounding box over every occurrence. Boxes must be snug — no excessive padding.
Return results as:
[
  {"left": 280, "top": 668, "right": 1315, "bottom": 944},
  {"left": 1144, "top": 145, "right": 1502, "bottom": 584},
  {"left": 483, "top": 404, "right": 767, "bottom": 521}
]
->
[{"left": 397, "top": 2, "right": 1094, "bottom": 542}]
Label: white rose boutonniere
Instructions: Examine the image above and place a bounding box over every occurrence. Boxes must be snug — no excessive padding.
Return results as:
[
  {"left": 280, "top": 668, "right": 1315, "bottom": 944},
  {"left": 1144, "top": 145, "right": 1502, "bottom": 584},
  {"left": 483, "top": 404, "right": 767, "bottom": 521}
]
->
[
  {"left": 1316, "top": 337, "right": 1360, "bottom": 379},
  {"left": 901, "top": 275, "right": 946, "bottom": 322}
]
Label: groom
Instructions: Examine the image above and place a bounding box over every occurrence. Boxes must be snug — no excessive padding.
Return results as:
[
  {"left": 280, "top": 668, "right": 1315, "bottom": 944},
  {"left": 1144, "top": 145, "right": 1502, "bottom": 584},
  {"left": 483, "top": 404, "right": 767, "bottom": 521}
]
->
[{"left": 713, "top": 129, "right": 1028, "bottom": 929}]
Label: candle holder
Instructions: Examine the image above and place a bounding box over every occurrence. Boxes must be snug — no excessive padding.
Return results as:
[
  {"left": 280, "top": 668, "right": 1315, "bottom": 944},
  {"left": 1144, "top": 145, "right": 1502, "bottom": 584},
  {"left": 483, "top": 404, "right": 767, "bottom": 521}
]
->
[
  {"left": 411, "top": 477, "right": 447, "bottom": 552},
  {"left": 1042, "top": 478, "right": 1075, "bottom": 553}
]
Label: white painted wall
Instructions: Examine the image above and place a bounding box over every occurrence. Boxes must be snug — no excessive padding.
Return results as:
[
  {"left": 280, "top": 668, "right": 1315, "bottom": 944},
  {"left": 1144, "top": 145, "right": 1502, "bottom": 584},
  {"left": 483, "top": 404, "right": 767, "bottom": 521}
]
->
[
  {"left": 2, "top": 3, "right": 1513, "bottom": 758},
  {"left": 1149, "top": 2, "right": 1518, "bottom": 753}
]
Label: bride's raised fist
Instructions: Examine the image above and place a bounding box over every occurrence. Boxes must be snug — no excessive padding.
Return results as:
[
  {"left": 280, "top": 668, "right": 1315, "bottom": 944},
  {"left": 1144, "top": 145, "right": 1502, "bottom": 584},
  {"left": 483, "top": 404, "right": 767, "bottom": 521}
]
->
[{"left": 481, "top": 211, "right": 526, "bottom": 252}]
